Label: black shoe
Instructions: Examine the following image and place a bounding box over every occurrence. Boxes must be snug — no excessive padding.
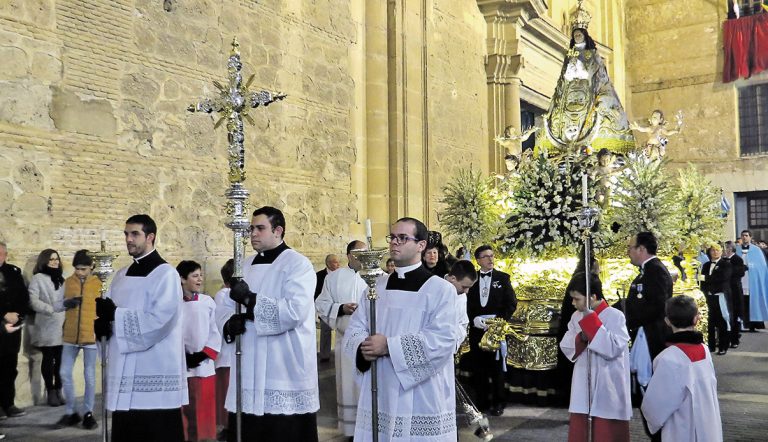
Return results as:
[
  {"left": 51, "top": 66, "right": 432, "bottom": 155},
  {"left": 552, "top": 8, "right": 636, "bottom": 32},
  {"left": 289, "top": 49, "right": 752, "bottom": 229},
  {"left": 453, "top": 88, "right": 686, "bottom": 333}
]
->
[
  {"left": 489, "top": 405, "right": 504, "bottom": 417},
  {"left": 717, "top": 349, "right": 728, "bottom": 356},
  {"left": 57, "top": 413, "right": 82, "bottom": 427},
  {"left": 82, "top": 412, "right": 97, "bottom": 429},
  {"left": 3, "top": 406, "right": 26, "bottom": 418},
  {"left": 730, "top": 343, "right": 739, "bottom": 349},
  {"left": 217, "top": 428, "right": 228, "bottom": 441}
]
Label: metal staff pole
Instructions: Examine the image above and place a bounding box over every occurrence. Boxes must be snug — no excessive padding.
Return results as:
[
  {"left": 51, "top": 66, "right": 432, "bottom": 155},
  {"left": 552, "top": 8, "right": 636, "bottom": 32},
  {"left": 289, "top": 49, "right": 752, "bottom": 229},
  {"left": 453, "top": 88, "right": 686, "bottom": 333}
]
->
[
  {"left": 350, "top": 248, "right": 388, "bottom": 442},
  {"left": 188, "top": 37, "right": 285, "bottom": 442},
  {"left": 89, "top": 241, "right": 119, "bottom": 442},
  {"left": 578, "top": 173, "right": 600, "bottom": 442}
]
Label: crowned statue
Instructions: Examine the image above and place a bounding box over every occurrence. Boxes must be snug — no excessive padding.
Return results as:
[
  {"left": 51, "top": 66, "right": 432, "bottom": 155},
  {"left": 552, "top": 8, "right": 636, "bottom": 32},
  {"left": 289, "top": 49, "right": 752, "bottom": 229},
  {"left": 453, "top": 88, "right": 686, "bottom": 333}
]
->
[{"left": 542, "top": 0, "right": 635, "bottom": 155}]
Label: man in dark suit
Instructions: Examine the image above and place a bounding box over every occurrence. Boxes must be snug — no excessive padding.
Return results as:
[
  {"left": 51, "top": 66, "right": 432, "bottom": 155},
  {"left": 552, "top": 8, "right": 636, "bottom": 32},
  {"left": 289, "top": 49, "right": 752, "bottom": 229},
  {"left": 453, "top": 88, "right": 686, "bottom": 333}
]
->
[
  {"left": 0, "top": 241, "right": 29, "bottom": 419},
  {"left": 624, "top": 231, "right": 673, "bottom": 402},
  {"left": 700, "top": 244, "right": 732, "bottom": 354},
  {"left": 465, "top": 245, "right": 517, "bottom": 416},
  {"left": 315, "top": 254, "right": 340, "bottom": 362},
  {"left": 723, "top": 241, "right": 745, "bottom": 348}
]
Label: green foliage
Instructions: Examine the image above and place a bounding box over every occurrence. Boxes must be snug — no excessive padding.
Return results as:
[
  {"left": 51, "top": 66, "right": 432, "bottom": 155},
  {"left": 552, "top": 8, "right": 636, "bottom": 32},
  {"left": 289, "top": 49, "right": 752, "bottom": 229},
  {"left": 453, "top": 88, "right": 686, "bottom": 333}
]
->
[
  {"left": 605, "top": 156, "right": 679, "bottom": 255},
  {"left": 675, "top": 164, "right": 725, "bottom": 251},
  {"left": 438, "top": 169, "right": 500, "bottom": 252}
]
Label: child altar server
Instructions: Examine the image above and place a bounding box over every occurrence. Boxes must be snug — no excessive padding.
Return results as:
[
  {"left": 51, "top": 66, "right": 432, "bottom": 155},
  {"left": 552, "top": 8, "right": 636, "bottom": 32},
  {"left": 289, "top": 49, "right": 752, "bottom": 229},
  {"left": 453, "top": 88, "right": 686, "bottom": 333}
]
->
[
  {"left": 641, "top": 295, "right": 723, "bottom": 442},
  {"left": 177, "top": 260, "right": 221, "bottom": 442},
  {"left": 560, "top": 272, "right": 631, "bottom": 442}
]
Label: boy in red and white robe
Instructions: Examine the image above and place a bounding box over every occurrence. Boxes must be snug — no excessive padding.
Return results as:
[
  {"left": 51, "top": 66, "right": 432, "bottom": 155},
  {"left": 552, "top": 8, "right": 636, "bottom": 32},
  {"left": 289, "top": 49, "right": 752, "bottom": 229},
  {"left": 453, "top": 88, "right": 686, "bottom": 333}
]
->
[
  {"left": 641, "top": 295, "right": 722, "bottom": 442},
  {"left": 178, "top": 261, "right": 221, "bottom": 442},
  {"left": 560, "top": 272, "right": 632, "bottom": 442}
]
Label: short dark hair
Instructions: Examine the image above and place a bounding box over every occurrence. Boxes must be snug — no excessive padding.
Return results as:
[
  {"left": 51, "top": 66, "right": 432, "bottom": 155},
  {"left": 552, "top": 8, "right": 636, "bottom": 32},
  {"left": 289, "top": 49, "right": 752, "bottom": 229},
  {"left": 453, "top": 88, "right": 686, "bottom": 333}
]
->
[
  {"left": 474, "top": 245, "right": 493, "bottom": 259},
  {"left": 220, "top": 259, "right": 235, "bottom": 282},
  {"left": 176, "top": 260, "right": 202, "bottom": 280},
  {"left": 385, "top": 258, "right": 394, "bottom": 266},
  {"left": 447, "top": 260, "right": 477, "bottom": 282},
  {"left": 253, "top": 206, "right": 286, "bottom": 238},
  {"left": 666, "top": 295, "right": 698, "bottom": 328},
  {"left": 395, "top": 217, "right": 428, "bottom": 242},
  {"left": 741, "top": 229, "right": 752, "bottom": 236},
  {"left": 347, "top": 240, "right": 366, "bottom": 255},
  {"left": 635, "top": 231, "right": 658, "bottom": 255},
  {"left": 566, "top": 272, "right": 604, "bottom": 300},
  {"left": 125, "top": 214, "right": 158, "bottom": 245},
  {"left": 72, "top": 249, "right": 93, "bottom": 267}
]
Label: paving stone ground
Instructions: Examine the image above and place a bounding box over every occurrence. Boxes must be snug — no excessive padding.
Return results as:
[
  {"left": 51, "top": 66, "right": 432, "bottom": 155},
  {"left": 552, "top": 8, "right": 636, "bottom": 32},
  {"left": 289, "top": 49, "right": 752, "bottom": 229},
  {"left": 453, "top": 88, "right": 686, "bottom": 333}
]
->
[{"left": 2, "top": 330, "right": 766, "bottom": 441}]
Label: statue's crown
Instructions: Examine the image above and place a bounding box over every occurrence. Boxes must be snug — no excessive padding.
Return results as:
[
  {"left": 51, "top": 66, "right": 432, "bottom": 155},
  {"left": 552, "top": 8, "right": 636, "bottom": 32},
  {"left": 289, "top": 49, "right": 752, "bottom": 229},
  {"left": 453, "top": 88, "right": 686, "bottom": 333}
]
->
[{"left": 570, "top": 0, "right": 592, "bottom": 32}]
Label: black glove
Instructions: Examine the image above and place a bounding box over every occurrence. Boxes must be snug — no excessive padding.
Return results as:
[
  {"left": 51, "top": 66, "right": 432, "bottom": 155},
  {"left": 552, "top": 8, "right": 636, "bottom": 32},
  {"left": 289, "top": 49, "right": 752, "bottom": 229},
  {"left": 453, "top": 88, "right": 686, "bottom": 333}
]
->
[
  {"left": 185, "top": 351, "right": 209, "bottom": 369},
  {"left": 96, "top": 297, "right": 117, "bottom": 322},
  {"left": 229, "top": 279, "right": 257, "bottom": 310},
  {"left": 94, "top": 317, "right": 112, "bottom": 340},
  {"left": 63, "top": 297, "right": 82, "bottom": 309},
  {"left": 223, "top": 313, "right": 248, "bottom": 343}
]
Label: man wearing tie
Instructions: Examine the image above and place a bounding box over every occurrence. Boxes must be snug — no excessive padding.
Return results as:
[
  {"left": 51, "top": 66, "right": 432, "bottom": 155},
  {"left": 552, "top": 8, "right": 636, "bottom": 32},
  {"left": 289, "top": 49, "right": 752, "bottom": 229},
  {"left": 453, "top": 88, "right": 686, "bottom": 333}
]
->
[
  {"left": 700, "top": 244, "right": 732, "bottom": 355},
  {"left": 465, "top": 245, "right": 517, "bottom": 416}
]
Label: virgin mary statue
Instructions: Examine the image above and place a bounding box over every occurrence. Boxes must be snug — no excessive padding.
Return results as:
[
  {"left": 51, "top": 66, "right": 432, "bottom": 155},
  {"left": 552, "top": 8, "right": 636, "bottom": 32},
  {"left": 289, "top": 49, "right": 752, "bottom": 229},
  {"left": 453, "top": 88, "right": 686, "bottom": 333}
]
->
[{"left": 543, "top": 1, "right": 635, "bottom": 155}]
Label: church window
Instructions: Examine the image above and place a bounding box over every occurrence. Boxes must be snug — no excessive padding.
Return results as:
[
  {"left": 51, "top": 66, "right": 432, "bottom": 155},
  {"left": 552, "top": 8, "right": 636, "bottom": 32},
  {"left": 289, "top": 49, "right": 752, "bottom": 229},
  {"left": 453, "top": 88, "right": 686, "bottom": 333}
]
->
[{"left": 738, "top": 82, "right": 768, "bottom": 156}]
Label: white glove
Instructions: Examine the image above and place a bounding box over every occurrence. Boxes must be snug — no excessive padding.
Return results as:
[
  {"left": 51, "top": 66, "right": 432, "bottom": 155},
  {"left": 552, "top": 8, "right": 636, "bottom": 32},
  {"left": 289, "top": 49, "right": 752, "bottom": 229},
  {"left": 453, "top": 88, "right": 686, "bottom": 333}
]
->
[{"left": 473, "top": 316, "right": 488, "bottom": 330}]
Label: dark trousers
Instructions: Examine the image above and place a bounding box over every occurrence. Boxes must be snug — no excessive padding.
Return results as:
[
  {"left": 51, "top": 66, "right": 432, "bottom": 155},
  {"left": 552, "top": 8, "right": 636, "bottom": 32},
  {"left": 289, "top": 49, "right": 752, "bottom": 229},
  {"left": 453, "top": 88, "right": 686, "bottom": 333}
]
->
[
  {"left": 706, "top": 295, "right": 729, "bottom": 352},
  {"left": 112, "top": 408, "right": 184, "bottom": 442},
  {"left": 0, "top": 332, "right": 21, "bottom": 409},
  {"left": 470, "top": 351, "right": 506, "bottom": 411},
  {"left": 227, "top": 411, "right": 318, "bottom": 442},
  {"left": 726, "top": 292, "right": 742, "bottom": 345},
  {"left": 39, "top": 345, "right": 62, "bottom": 390}
]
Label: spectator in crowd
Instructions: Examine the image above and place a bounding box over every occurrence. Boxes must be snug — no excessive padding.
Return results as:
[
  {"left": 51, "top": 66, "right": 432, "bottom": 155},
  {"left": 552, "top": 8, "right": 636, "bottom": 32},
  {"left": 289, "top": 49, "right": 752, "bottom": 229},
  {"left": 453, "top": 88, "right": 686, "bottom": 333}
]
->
[{"left": 0, "top": 241, "right": 29, "bottom": 419}]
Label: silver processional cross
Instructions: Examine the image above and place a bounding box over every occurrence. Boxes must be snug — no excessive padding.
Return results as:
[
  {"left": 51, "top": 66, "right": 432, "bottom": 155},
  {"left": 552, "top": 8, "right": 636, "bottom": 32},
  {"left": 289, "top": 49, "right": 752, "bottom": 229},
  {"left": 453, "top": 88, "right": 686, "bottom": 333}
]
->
[{"left": 188, "top": 36, "right": 285, "bottom": 442}]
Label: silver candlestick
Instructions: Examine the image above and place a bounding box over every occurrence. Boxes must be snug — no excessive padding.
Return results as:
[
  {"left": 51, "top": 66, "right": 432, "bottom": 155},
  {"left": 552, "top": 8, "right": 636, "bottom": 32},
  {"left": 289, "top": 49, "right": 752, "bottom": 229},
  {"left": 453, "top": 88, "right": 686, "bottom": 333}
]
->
[
  {"left": 350, "top": 248, "right": 388, "bottom": 442},
  {"left": 88, "top": 241, "right": 119, "bottom": 442}
]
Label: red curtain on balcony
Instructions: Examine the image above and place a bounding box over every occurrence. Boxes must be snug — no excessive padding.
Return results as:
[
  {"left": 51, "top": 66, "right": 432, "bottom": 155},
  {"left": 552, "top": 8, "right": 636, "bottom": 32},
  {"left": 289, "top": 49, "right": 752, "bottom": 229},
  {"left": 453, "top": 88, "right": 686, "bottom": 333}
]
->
[{"left": 723, "top": 13, "right": 768, "bottom": 83}]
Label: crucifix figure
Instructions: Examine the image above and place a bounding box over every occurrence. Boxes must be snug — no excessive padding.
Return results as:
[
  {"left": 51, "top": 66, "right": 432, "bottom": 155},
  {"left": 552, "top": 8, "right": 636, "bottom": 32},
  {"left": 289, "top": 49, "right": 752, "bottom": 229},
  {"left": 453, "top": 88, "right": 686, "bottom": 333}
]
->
[{"left": 187, "top": 36, "right": 285, "bottom": 442}]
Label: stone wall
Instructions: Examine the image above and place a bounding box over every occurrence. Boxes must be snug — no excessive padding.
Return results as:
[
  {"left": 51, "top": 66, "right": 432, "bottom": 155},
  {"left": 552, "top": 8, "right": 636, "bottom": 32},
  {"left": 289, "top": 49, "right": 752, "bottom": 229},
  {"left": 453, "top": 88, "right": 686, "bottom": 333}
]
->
[{"left": 625, "top": 0, "right": 768, "bottom": 238}]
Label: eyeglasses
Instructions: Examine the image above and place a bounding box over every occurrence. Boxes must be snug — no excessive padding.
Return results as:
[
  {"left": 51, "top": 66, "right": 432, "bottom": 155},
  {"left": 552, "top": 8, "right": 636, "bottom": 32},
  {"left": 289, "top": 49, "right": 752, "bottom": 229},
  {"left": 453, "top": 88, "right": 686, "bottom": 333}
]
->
[
  {"left": 478, "top": 254, "right": 494, "bottom": 260},
  {"left": 385, "top": 234, "right": 422, "bottom": 245}
]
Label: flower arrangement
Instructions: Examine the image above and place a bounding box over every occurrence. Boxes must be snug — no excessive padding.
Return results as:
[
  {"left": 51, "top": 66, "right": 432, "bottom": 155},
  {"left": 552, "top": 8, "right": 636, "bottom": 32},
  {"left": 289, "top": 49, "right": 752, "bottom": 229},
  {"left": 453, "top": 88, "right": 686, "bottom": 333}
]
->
[
  {"left": 674, "top": 164, "right": 725, "bottom": 252},
  {"left": 438, "top": 168, "right": 501, "bottom": 253}
]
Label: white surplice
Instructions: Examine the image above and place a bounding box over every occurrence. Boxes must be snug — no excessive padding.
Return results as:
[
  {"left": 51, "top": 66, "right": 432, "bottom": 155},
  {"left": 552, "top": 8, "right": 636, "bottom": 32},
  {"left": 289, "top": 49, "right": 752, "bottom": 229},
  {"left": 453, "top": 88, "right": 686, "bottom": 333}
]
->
[
  {"left": 454, "top": 293, "right": 469, "bottom": 353},
  {"left": 182, "top": 294, "right": 221, "bottom": 378},
  {"left": 343, "top": 264, "right": 457, "bottom": 441},
  {"left": 560, "top": 301, "right": 632, "bottom": 421},
  {"left": 315, "top": 266, "right": 368, "bottom": 436},
  {"left": 218, "top": 245, "right": 320, "bottom": 416},
  {"left": 641, "top": 342, "right": 722, "bottom": 442},
  {"left": 213, "top": 287, "right": 233, "bottom": 370},
  {"left": 106, "top": 255, "right": 188, "bottom": 410}
]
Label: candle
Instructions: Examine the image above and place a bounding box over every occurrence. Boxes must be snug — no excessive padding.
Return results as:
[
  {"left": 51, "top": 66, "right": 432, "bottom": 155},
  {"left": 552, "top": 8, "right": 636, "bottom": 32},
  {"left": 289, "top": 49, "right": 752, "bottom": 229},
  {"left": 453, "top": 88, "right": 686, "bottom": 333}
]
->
[
  {"left": 581, "top": 173, "right": 588, "bottom": 205},
  {"left": 365, "top": 219, "right": 372, "bottom": 239},
  {"left": 101, "top": 229, "right": 106, "bottom": 242}
]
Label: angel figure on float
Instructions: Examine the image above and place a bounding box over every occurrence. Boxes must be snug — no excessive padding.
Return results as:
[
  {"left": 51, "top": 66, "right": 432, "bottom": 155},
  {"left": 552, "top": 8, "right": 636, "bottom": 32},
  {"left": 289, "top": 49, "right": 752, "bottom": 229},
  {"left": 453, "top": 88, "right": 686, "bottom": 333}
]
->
[
  {"left": 494, "top": 125, "right": 538, "bottom": 154},
  {"left": 630, "top": 109, "right": 683, "bottom": 159}
]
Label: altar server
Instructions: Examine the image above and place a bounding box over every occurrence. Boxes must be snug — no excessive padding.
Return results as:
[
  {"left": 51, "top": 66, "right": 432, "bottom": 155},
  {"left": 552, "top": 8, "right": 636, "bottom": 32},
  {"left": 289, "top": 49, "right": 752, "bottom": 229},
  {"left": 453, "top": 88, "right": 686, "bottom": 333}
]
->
[
  {"left": 95, "top": 214, "right": 187, "bottom": 441},
  {"left": 178, "top": 260, "right": 221, "bottom": 442},
  {"left": 560, "top": 272, "right": 631, "bottom": 442},
  {"left": 218, "top": 206, "right": 319, "bottom": 441},
  {"left": 213, "top": 259, "right": 234, "bottom": 440},
  {"left": 443, "top": 259, "right": 477, "bottom": 352},
  {"left": 343, "top": 217, "right": 457, "bottom": 442},
  {"left": 315, "top": 240, "right": 368, "bottom": 438},
  {"left": 641, "top": 295, "right": 722, "bottom": 442}
]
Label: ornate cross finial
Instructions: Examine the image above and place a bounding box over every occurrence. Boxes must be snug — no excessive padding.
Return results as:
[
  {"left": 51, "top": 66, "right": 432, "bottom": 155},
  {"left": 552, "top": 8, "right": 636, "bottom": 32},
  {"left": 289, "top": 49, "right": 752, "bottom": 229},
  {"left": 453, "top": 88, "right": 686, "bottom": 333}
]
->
[{"left": 188, "top": 37, "right": 286, "bottom": 183}]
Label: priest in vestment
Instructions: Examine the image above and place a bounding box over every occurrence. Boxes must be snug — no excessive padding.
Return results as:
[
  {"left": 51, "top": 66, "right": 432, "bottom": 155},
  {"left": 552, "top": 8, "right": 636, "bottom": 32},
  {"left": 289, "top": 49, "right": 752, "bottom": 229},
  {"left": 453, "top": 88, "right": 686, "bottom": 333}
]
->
[
  {"left": 343, "top": 217, "right": 457, "bottom": 442},
  {"left": 737, "top": 230, "right": 768, "bottom": 329},
  {"left": 218, "top": 206, "right": 319, "bottom": 442},
  {"left": 315, "top": 239, "right": 369, "bottom": 438},
  {"left": 95, "top": 214, "right": 187, "bottom": 441}
]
